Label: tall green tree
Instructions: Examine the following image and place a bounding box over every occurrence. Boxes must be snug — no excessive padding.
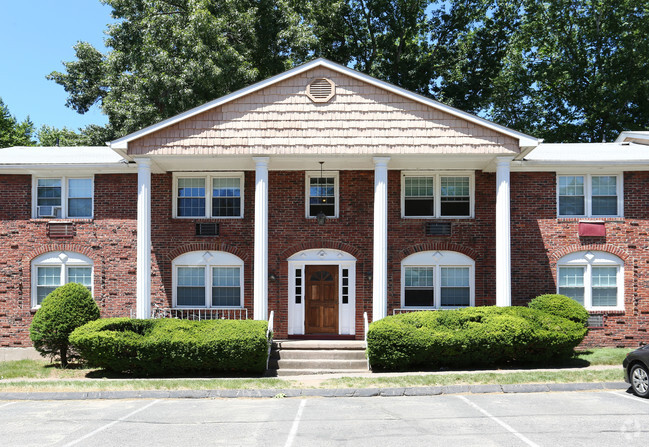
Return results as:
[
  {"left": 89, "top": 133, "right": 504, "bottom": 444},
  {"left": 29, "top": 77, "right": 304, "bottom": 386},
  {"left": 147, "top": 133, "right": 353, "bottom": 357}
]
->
[
  {"left": 49, "top": 0, "right": 313, "bottom": 136},
  {"left": 49, "top": 0, "right": 649, "bottom": 143},
  {"left": 0, "top": 98, "right": 35, "bottom": 148}
]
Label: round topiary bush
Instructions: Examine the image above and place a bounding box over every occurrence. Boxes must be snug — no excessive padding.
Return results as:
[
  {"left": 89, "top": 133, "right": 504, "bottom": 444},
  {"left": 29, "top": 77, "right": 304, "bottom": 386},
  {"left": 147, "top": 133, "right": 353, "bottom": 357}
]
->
[
  {"left": 29, "top": 283, "right": 100, "bottom": 367},
  {"left": 528, "top": 294, "right": 589, "bottom": 326}
]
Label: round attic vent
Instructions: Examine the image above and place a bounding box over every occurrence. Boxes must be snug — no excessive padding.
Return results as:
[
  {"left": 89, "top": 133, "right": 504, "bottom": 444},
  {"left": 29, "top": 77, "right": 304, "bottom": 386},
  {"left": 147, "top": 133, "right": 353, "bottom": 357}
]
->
[{"left": 306, "top": 78, "right": 335, "bottom": 103}]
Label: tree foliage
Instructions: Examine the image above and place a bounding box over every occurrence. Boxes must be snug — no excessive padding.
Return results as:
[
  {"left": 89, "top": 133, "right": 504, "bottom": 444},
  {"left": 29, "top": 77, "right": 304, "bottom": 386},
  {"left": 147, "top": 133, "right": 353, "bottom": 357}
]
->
[
  {"left": 0, "top": 98, "right": 35, "bottom": 148},
  {"left": 29, "top": 283, "right": 101, "bottom": 367},
  {"left": 49, "top": 0, "right": 649, "bottom": 142}
]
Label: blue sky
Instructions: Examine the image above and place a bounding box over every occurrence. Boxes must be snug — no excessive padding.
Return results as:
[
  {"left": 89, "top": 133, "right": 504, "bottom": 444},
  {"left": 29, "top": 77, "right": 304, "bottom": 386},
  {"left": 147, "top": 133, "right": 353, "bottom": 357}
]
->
[{"left": 0, "top": 1, "right": 113, "bottom": 131}]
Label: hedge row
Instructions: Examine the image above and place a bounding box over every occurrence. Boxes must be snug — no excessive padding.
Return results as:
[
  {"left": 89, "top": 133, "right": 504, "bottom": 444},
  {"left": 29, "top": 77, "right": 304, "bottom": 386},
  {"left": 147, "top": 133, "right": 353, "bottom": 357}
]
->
[
  {"left": 69, "top": 318, "right": 269, "bottom": 375},
  {"left": 367, "top": 304, "right": 587, "bottom": 370}
]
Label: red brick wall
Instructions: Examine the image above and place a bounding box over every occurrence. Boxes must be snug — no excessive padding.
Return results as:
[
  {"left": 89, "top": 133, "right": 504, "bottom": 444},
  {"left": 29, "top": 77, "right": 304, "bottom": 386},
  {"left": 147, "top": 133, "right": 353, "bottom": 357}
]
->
[
  {"left": 3, "top": 169, "right": 647, "bottom": 347},
  {"left": 511, "top": 171, "right": 649, "bottom": 347},
  {"left": 0, "top": 174, "right": 138, "bottom": 347}
]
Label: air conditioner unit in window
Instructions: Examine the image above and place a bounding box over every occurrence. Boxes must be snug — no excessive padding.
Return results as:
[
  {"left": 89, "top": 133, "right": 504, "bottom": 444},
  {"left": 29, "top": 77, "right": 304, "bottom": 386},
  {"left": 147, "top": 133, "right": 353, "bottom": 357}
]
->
[{"left": 38, "top": 206, "right": 62, "bottom": 218}]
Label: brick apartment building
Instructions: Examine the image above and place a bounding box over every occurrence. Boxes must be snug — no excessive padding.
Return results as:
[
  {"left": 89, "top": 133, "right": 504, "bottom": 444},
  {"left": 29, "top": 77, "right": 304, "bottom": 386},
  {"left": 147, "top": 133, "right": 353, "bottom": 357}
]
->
[{"left": 1, "top": 59, "right": 648, "bottom": 348}]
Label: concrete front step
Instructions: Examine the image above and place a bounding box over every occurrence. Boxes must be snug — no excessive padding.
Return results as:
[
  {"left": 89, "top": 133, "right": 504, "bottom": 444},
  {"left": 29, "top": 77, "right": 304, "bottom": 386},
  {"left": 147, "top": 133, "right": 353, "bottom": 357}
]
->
[
  {"left": 267, "top": 339, "right": 369, "bottom": 375},
  {"left": 270, "top": 358, "right": 368, "bottom": 370},
  {"left": 274, "top": 340, "right": 366, "bottom": 350},
  {"left": 271, "top": 349, "right": 366, "bottom": 361}
]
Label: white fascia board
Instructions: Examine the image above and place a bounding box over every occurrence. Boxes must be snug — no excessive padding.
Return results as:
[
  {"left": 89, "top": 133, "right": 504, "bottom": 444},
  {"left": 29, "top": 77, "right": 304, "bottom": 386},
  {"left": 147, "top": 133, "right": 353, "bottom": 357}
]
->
[
  {"left": 511, "top": 159, "right": 649, "bottom": 172},
  {"left": 615, "top": 131, "right": 649, "bottom": 144},
  {"left": 109, "top": 58, "right": 540, "bottom": 150},
  {"left": 0, "top": 163, "right": 136, "bottom": 174}
]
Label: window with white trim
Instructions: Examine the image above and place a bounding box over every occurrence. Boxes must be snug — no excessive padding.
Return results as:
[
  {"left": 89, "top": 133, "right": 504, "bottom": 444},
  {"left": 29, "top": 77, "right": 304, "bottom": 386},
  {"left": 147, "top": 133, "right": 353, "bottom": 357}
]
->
[
  {"left": 557, "top": 174, "right": 622, "bottom": 217},
  {"left": 401, "top": 251, "right": 474, "bottom": 309},
  {"left": 174, "top": 173, "right": 244, "bottom": 218},
  {"left": 305, "top": 171, "right": 339, "bottom": 218},
  {"left": 33, "top": 177, "right": 93, "bottom": 218},
  {"left": 557, "top": 251, "right": 624, "bottom": 311},
  {"left": 31, "top": 252, "right": 93, "bottom": 307},
  {"left": 172, "top": 251, "right": 243, "bottom": 308},
  {"left": 402, "top": 173, "right": 473, "bottom": 218}
]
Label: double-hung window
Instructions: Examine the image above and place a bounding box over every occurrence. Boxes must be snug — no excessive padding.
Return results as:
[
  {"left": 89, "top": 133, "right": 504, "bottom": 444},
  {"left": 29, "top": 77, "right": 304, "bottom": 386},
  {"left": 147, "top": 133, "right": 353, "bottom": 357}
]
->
[
  {"left": 401, "top": 251, "right": 474, "bottom": 309},
  {"left": 557, "top": 251, "right": 624, "bottom": 311},
  {"left": 557, "top": 174, "right": 622, "bottom": 217},
  {"left": 306, "top": 171, "right": 339, "bottom": 218},
  {"left": 34, "top": 177, "right": 93, "bottom": 218},
  {"left": 173, "top": 251, "right": 244, "bottom": 308},
  {"left": 174, "top": 173, "right": 244, "bottom": 218},
  {"left": 31, "top": 252, "right": 93, "bottom": 307},
  {"left": 402, "top": 173, "right": 473, "bottom": 218}
]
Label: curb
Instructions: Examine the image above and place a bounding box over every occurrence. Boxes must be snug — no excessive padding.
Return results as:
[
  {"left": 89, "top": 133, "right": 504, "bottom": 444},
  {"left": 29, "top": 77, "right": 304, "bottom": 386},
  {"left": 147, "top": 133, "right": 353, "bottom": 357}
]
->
[{"left": 0, "top": 382, "right": 629, "bottom": 401}]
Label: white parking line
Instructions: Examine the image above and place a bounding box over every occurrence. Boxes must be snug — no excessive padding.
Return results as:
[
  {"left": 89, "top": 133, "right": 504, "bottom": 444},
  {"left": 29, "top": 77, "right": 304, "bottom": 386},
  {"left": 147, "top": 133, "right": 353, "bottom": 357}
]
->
[
  {"left": 457, "top": 395, "right": 541, "bottom": 447},
  {"left": 608, "top": 391, "right": 649, "bottom": 405},
  {"left": 284, "top": 399, "right": 307, "bottom": 447},
  {"left": 0, "top": 402, "right": 16, "bottom": 409},
  {"left": 62, "top": 399, "right": 160, "bottom": 447}
]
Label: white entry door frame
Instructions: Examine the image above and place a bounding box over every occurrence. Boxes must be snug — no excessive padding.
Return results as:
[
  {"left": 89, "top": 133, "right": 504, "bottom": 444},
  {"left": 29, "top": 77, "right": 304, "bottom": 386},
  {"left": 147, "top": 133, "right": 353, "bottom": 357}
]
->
[{"left": 287, "top": 249, "right": 356, "bottom": 335}]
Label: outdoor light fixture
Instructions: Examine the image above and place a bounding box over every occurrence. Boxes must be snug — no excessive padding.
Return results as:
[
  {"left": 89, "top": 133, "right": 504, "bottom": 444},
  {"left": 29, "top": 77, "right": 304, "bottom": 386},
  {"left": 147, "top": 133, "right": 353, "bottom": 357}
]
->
[
  {"left": 316, "top": 161, "right": 327, "bottom": 226},
  {"left": 268, "top": 273, "right": 278, "bottom": 282}
]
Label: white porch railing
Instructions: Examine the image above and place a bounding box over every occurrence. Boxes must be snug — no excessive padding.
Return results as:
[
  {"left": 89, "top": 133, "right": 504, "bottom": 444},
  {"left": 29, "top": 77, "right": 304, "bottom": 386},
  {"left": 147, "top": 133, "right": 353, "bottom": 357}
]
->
[
  {"left": 266, "top": 310, "right": 274, "bottom": 370},
  {"left": 363, "top": 311, "right": 370, "bottom": 371},
  {"left": 151, "top": 307, "right": 248, "bottom": 320}
]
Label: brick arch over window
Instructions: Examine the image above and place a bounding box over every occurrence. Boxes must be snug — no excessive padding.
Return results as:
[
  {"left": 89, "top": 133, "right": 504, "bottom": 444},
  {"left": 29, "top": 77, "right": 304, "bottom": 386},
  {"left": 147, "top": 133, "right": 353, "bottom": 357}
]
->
[
  {"left": 398, "top": 243, "right": 477, "bottom": 262},
  {"left": 167, "top": 243, "right": 249, "bottom": 262},
  {"left": 550, "top": 244, "right": 629, "bottom": 262},
  {"left": 280, "top": 240, "right": 361, "bottom": 261},
  {"left": 25, "top": 244, "right": 96, "bottom": 262}
]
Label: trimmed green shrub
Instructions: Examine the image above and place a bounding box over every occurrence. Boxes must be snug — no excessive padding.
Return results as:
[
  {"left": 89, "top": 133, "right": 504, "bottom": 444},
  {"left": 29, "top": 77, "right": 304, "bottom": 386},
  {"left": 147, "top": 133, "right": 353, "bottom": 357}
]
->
[
  {"left": 528, "top": 294, "right": 589, "bottom": 326},
  {"left": 29, "top": 283, "right": 101, "bottom": 367},
  {"left": 69, "top": 318, "right": 269, "bottom": 375},
  {"left": 367, "top": 306, "right": 587, "bottom": 370}
]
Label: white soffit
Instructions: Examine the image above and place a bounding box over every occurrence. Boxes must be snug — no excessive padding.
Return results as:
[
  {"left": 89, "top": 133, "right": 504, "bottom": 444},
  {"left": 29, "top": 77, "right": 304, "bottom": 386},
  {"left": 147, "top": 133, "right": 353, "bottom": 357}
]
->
[
  {"left": 0, "top": 146, "right": 132, "bottom": 171},
  {"left": 616, "top": 131, "right": 649, "bottom": 145},
  {"left": 517, "top": 142, "right": 649, "bottom": 168},
  {"left": 109, "top": 58, "right": 540, "bottom": 150}
]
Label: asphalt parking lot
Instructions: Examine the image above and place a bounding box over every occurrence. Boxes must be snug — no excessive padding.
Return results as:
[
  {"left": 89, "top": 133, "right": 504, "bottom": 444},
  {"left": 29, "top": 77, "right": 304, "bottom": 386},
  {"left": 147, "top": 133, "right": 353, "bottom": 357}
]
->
[{"left": 1, "top": 390, "right": 648, "bottom": 446}]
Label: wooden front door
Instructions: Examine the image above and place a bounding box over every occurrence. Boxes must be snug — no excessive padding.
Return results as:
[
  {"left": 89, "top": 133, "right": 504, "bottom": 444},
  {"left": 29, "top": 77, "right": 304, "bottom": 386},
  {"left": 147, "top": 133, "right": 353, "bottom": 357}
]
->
[{"left": 305, "top": 265, "right": 339, "bottom": 334}]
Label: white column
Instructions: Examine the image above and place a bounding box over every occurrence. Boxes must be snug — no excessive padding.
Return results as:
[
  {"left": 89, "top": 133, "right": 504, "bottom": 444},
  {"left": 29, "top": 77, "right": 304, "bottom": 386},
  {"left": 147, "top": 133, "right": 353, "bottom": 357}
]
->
[
  {"left": 253, "top": 157, "right": 270, "bottom": 320},
  {"left": 136, "top": 158, "right": 152, "bottom": 318},
  {"left": 372, "top": 157, "right": 390, "bottom": 321},
  {"left": 496, "top": 157, "right": 512, "bottom": 307}
]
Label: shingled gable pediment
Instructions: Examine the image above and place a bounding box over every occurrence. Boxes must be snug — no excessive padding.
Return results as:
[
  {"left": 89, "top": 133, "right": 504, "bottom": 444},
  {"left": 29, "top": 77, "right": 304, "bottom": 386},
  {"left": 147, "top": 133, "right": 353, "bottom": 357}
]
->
[{"left": 113, "top": 59, "right": 537, "bottom": 157}]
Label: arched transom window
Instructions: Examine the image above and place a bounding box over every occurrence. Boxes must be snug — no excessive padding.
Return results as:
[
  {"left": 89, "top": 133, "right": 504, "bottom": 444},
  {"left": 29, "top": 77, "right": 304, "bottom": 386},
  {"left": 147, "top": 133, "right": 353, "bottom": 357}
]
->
[
  {"left": 557, "top": 251, "right": 624, "bottom": 311},
  {"left": 172, "top": 251, "right": 244, "bottom": 308},
  {"left": 31, "top": 251, "right": 93, "bottom": 308},
  {"left": 401, "top": 251, "right": 475, "bottom": 309}
]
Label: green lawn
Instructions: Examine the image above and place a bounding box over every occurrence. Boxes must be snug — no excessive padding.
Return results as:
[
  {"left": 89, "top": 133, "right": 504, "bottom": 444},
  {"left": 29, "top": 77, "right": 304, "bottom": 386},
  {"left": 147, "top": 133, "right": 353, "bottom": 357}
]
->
[{"left": 0, "top": 347, "right": 629, "bottom": 393}]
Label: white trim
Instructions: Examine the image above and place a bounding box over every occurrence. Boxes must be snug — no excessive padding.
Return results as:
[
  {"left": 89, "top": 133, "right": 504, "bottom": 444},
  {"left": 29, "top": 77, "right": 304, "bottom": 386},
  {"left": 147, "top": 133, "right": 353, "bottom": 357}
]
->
[
  {"left": 304, "top": 171, "right": 339, "bottom": 218},
  {"left": 400, "top": 251, "right": 475, "bottom": 309},
  {"left": 31, "top": 251, "right": 93, "bottom": 309},
  {"left": 172, "top": 172, "right": 245, "bottom": 219},
  {"left": 171, "top": 251, "right": 244, "bottom": 308},
  {"left": 287, "top": 249, "right": 357, "bottom": 336},
  {"left": 400, "top": 171, "right": 475, "bottom": 219},
  {"left": 32, "top": 175, "right": 94, "bottom": 219},
  {"left": 109, "top": 58, "right": 539, "bottom": 151},
  {"left": 556, "top": 251, "right": 624, "bottom": 312},
  {"left": 556, "top": 173, "right": 624, "bottom": 218}
]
